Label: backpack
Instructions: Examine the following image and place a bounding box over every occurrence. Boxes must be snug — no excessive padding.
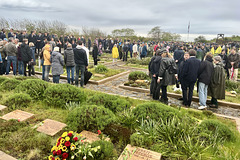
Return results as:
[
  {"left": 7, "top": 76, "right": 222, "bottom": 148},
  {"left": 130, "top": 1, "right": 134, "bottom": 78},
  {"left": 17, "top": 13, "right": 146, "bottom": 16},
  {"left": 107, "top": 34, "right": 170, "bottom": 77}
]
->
[{"left": 167, "top": 60, "right": 177, "bottom": 74}]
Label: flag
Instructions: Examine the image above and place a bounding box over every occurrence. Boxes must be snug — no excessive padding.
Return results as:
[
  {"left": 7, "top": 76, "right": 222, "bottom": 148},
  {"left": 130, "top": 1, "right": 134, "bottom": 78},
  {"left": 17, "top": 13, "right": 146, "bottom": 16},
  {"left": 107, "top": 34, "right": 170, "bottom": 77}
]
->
[{"left": 188, "top": 21, "right": 190, "bottom": 34}]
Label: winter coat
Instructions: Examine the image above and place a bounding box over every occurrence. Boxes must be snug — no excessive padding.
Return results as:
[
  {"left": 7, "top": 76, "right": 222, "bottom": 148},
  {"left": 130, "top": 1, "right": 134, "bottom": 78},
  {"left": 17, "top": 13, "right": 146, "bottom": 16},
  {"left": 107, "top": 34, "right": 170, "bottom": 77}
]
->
[
  {"left": 112, "top": 47, "right": 119, "bottom": 58},
  {"left": 50, "top": 51, "right": 64, "bottom": 76},
  {"left": 92, "top": 45, "right": 98, "bottom": 59},
  {"left": 43, "top": 44, "right": 51, "bottom": 65},
  {"left": 218, "top": 53, "right": 228, "bottom": 69},
  {"left": 182, "top": 56, "right": 201, "bottom": 84},
  {"left": 196, "top": 48, "right": 204, "bottom": 61},
  {"left": 158, "top": 57, "right": 177, "bottom": 86},
  {"left": 0, "top": 46, "right": 6, "bottom": 59},
  {"left": 64, "top": 48, "right": 75, "bottom": 67},
  {"left": 227, "top": 53, "right": 239, "bottom": 69},
  {"left": 16, "top": 46, "right": 22, "bottom": 61},
  {"left": 197, "top": 57, "right": 214, "bottom": 85},
  {"left": 150, "top": 56, "right": 162, "bottom": 76},
  {"left": 141, "top": 45, "right": 147, "bottom": 56},
  {"left": 174, "top": 49, "right": 184, "bottom": 64},
  {"left": 208, "top": 62, "right": 225, "bottom": 99},
  {"left": 73, "top": 46, "right": 88, "bottom": 66},
  {"left": 133, "top": 44, "right": 138, "bottom": 53},
  {"left": 20, "top": 43, "right": 32, "bottom": 62},
  {"left": 3, "top": 42, "right": 17, "bottom": 57}
]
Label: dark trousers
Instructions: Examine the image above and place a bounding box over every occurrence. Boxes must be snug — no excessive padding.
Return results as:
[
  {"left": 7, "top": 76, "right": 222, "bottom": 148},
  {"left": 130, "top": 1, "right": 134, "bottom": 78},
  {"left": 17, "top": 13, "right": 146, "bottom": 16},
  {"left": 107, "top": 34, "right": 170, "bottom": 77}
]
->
[
  {"left": 0, "top": 63, "right": 3, "bottom": 75},
  {"left": 53, "top": 75, "right": 60, "bottom": 83},
  {"left": 130, "top": 51, "right": 133, "bottom": 58},
  {"left": 123, "top": 52, "right": 128, "bottom": 61},
  {"left": 182, "top": 81, "right": 195, "bottom": 106},
  {"left": 2, "top": 59, "right": 6, "bottom": 75},
  {"left": 152, "top": 77, "right": 159, "bottom": 100},
  {"left": 161, "top": 85, "right": 168, "bottom": 101},
  {"left": 75, "top": 64, "right": 85, "bottom": 87},
  {"left": 140, "top": 55, "right": 146, "bottom": 59},
  {"left": 119, "top": 52, "right": 122, "bottom": 60},
  {"left": 211, "top": 97, "right": 218, "bottom": 107},
  {"left": 93, "top": 57, "right": 98, "bottom": 65},
  {"left": 23, "top": 61, "right": 31, "bottom": 76}
]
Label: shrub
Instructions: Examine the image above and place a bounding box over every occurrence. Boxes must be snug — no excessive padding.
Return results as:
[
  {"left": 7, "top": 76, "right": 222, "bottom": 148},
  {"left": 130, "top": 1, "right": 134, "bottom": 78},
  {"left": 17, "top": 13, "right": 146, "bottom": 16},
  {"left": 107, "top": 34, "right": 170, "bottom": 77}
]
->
[
  {"left": 199, "top": 119, "right": 236, "bottom": 142},
  {"left": 225, "top": 80, "right": 240, "bottom": 93},
  {"left": 87, "top": 93, "right": 131, "bottom": 113},
  {"left": 132, "top": 102, "right": 179, "bottom": 122},
  {"left": 91, "top": 140, "right": 117, "bottom": 160},
  {"left": 126, "top": 57, "right": 151, "bottom": 65},
  {"left": 95, "top": 64, "right": 109, "bottom": 73},
  {"left": 128, "top": 71, "right": 149, "bottom": 81},
  {"left": 0, "top": 78, "right": 21, "bottom": 91},
  {"left": 15, "top": 79, "right": 49, "bottom": 100},
  {"left": 14, "top": 76, "right": 37, "bottom": 81},
  {"left": 116, "top": 109, "right": 138, "bottom": 131},
  {"left": 4, "top": 93, "right": 32, "bottom": 110},
  {"left": 0, "top": 76, "right": 8, "bottom": 84},
  {"left": 43, "top": 84, "right": 86, "bottom": 108},
  {"left": 130, "top": 133, "right": 146, "bottom": 147},
  {"left": 66, "top": 105, "right": 116, "bottom": 132}
]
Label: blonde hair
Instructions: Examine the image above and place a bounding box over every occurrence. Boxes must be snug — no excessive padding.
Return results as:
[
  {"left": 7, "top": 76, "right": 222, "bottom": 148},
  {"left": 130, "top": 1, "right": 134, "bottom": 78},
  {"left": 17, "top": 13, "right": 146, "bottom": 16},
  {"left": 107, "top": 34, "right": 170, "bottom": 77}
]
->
[
  {"left": 67, "top": 43, "right": 72, "bottom": 48},
  {"left": 161, "top": 52, "right": 173, "bottom": 58},
  {"left": 29, "top": 42, "right": 34, "bottom": 47}
]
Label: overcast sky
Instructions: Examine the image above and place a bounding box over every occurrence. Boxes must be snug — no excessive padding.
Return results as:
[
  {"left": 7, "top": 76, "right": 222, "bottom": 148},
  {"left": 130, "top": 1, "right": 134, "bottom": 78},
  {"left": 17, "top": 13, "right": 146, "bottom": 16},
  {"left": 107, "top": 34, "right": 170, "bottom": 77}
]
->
[{"left": 0, "top": 0, "right": 239, "bottom": 41}]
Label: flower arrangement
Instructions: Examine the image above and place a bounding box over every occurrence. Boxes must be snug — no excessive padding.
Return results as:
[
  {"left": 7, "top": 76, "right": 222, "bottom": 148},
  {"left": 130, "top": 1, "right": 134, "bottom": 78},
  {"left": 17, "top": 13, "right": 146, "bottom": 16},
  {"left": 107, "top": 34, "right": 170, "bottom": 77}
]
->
[{"left": 49, "top": 131, "right": 100, "bottom": 160}]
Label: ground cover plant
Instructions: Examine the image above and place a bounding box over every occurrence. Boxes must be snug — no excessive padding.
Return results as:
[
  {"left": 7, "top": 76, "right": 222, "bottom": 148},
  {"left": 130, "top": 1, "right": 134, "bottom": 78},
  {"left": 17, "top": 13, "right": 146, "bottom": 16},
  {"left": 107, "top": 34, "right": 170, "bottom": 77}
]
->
[{"left": 0, "top": 76, "right": 239, "bottom": 160}]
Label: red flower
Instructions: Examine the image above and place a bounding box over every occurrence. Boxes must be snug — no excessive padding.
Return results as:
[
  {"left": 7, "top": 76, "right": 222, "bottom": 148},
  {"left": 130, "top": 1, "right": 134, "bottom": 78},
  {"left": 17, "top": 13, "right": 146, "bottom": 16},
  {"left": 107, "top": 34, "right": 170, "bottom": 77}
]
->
[
  {"left": 56, "top": 150, "right": 62, "bottom": 155},
  {"left": 65, "top": 141, "right": 71, "bottom": 147},
  {"left": 81, "top": 140, "right": 84, "bottom": 143},
  {"left": 97, "top": 130, "right": 101, "bottom": 135},
  {"left": 73, "top": 137, "right": 78, "bottom": 141},
  {"left": 53, "top": 151, "right": 57, "bottom": 156},
  {"left": 62, "top": 153, "right": 69, "bottom": 159},
  {"left": 57, "top": 142, "right": 60, "bottom": 146},
  {"left": 58, "top": 137, "right": 62, "bottom": 142},
  {"left": 67, "top": 133, "right": 73, "bottom": 137},
  {"left": 52, "top": 157, "right": 55, "bottom": 160}
]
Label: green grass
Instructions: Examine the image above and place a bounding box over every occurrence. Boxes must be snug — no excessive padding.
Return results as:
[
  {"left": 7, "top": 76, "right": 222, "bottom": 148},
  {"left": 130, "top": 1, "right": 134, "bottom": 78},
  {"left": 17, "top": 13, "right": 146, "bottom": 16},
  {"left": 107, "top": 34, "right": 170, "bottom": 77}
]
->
[
  {"left": 88, "top": 68, "right": 125, "bottom": 81},
  {"left": 124, "top": 63, "right": 148, "bottom": 69}
]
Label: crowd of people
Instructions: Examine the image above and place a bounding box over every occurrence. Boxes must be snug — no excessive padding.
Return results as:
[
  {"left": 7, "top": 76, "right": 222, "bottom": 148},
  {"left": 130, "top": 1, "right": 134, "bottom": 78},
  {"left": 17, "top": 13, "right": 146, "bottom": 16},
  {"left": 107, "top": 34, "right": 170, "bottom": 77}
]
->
[{"left": 0, "top": 28, "right": 240, "bottom": 109}]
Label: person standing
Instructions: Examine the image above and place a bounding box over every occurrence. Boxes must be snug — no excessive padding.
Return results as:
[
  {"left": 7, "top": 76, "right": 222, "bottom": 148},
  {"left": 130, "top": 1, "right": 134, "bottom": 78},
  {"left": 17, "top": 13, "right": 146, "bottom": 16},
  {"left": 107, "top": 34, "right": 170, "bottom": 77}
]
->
[
  {"left": 181, "top": 49, "right": 201, "bottom": 107},
  {"left": 132, "top": 42, "right": 138, "bottom": 58},
  {"left": 16, "top": 42, "right": 24, "bottom": 75},
  {"left": 112, "top": 44, "right": 119, "bottom": 65},
  {"left": 43, "top": 44, "right": 51, "bottom": 81},
  {"left": 29, "top": 42, "right": 36, "bottom": 75},
  {"left": 74, "top": 41, "right": 88, "bottom": 87},
  {"left": 36, "top": 32, "right": 43, "bottom": 55},
  {"left": 3, "top": 38, "right": 17, "bottom": 75},
  {"left": 140, "top": 43, "right": 147, "bottom": 59},
  {"left": 174, "top": 45, "right": 184, "bottom": 68},
  {"left": 92, "top": 43, "right": 98, "bottom": 66},
  {"left": 197, "top": 53, "right": 214, "bottom": 110},
  {"left": 123, "top": 42, "right": 129, "bottom": 61},
  {"left": 64, "top": 43, "right": 75, "bottom": 84},
  {"left": 21, "top": 39, "right": 33, "bottom": 76},
  {"left": 196, "top": 45, "right": 204, "bottom": 61},
  {"left": 51, "top": 47, "right": 64, "bottom": 83},
  {"left": 227, "top": 48, "right": 239, "bottom": 81},
  {"left": 88, "top": 37, "right": 91, "bottom": 51},
  {"left": 208, "top": 56, "right": 225, "bottom": 108}
]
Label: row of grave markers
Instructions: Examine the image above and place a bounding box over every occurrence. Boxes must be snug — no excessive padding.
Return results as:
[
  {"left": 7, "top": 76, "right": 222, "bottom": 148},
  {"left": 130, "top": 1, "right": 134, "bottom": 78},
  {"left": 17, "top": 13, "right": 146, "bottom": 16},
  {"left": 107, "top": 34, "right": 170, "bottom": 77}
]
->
[{"left": 0, "top": 105, "right": 161, "bottom": 160}]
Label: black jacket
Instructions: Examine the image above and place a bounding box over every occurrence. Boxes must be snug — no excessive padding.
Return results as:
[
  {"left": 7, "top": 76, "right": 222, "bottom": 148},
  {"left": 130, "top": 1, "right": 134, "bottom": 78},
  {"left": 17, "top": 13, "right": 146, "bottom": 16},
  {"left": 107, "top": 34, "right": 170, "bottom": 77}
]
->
[
  {"left": 64, "top": 48, "right": 75, "bottom": 67},
  {"left": 92, "top": 45, "right": 98, "bottom": 58},
  {"left": 73, "top": 46, "right": 88, "bottom": 66},
  {"left": 197, "top": 57, "right": 214, "bottom": 85},
  {"left": 20, "top": 43, "right": 32, "bottom": 62},
  {"left": 174, "top": 49, "right": 184, "bottom": 64},
  {"left": 150, "top": 56, "right": 162, "bottom": 76},
  {"left": 182, "top": 56, "right": 201, "bottom": 84}
]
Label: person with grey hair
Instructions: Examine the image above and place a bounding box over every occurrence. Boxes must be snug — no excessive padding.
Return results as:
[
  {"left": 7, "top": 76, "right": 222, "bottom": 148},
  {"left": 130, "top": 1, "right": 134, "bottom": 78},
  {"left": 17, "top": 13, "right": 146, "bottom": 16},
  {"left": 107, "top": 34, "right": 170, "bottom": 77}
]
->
[
  {"left": 208, "top": 56, "right": 225, "bottom": 108},
  {"left": 51, "top": 47, "right": 64, "bottom": 83},
  {"left": 3, "top": 37, "right": 17, "bottom": 75}
]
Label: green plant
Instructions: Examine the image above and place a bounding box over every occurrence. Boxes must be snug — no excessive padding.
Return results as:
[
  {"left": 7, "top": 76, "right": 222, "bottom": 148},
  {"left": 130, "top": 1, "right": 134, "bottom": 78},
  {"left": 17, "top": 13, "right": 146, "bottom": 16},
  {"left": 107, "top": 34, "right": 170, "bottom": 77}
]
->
[
  {"left": 225, "top": 80, "right": 240, "bottom": 93},
  {"left": 0, "top": 78, "right": 21, "bottom": 91},
  {"left": 95, "top": 64, "right": 109, "bottom": 73},
  {"left": 87, "top": 93, "right": 131, "bottom": 113},
  {"left": 132, "top": 102, "right": 179, "bottom": 122},
  {"left": 65, "top": 101, "right": 81, "bottom": 111},
  {"left": 14, "top": 76, "right": 37, "bottom": 81},
  {"left": 4, "top": 93, "right": 32, "bottom": 110},
  {"left": 199, "top": 119, "right": 236, "bottom": 142},
  {"left": 130, "top": 132, "right": 147, "bottom": 147},
  {"left": 117, "top": 109, "right": 138, "bottom": 131},
  {"left": 128, "top": 71, "right": 149, "bottom": 81},
  {"left": 91, "top": 140, "right": 117, "bottom": 160},
  {"left": 43, "top": 84, "right": 86, "bottom": 108},
  {"left": 66, "top": 105, "right": 116, "bottom": 132},
  {"left": 0, "top": 76, "right": 8, "bottom": 84},
  {"left": 15, "top": 79, "right": 49, "bottom": 100},
  {"left": 126, "top": 57, "right": 151, "bottom": 65}
]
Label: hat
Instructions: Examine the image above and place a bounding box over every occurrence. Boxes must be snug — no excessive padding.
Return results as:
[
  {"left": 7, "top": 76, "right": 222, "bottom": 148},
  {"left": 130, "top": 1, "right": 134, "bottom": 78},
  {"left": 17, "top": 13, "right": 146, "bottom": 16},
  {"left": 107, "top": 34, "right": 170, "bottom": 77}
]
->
[{"left": 159, "top": 48, "right": 167, "bottom": 54}]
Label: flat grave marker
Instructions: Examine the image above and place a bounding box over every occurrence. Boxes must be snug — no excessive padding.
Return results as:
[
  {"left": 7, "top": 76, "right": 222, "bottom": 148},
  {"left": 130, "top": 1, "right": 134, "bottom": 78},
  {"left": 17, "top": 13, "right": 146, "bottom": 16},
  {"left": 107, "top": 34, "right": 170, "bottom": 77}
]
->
[
  {"left": 37, "top": 119, "right": 67, "bottom": 136},
  {"left": 0, "top": 105, "right": 7, "bottom": 111},
  {"left": 0, "top": 151, "right": 17, "bottom": 160},
  {"left": 1, "top": 110, "right": 34, "bottom": 121},
  {"left": 80, "top": 130, "right": 110, "bottom": 143},
  {"left": 118, "top": 144, "right": 161, "bottom": 160}
]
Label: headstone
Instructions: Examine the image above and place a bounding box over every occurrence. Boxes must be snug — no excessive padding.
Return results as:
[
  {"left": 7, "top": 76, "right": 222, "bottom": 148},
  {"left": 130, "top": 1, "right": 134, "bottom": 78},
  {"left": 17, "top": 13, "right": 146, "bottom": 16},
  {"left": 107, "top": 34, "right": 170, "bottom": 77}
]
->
[
  {"left": 37, "top": 119, "right": 67, "bottom": 136},
  {"left": 118, "top": 144, "right": 161, "bottom": 160},
  {"left": 80, "top": 130, "right": 110, "bottom": 143},
  {"left": 94, "top": 73, "right": 105, "bottom": 77},
  {"left": 0, "top": 105, "right": 7, "bottom": 111},
  {"left": 0, "top": 151, "right": 17, "bottom": 160},
  {"left": 1, "top": 110, "right": 34, "bottom": 121}
]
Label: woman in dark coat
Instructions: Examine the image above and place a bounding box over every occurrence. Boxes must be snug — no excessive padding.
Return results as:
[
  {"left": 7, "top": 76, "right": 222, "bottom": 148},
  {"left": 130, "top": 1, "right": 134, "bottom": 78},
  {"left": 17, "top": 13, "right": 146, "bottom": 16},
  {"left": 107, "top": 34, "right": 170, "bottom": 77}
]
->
[
  {"left": 92, "top": 43, "right": 98, "bottom": 66},
  {"left": 157, "top": 49, "right": 177, "bottom": 104},
  {"left": 208, "top": 56, "right": 225, "bottom": 108},
  {"left": 21, "top": 39, "right": 32, "bottom": 76}
]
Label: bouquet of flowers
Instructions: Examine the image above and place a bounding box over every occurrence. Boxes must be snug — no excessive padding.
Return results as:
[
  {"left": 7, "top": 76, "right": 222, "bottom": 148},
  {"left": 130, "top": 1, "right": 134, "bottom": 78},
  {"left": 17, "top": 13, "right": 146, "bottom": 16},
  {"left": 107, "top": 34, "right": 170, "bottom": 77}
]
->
[{"left": 48, "top": 131, "right": 100, "bottom": 160}]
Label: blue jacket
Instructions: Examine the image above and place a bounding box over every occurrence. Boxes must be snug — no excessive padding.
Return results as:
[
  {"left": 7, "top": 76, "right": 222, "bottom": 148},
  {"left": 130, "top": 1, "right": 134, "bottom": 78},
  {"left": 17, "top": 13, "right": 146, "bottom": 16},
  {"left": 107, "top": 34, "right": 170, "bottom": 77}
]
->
[
  {"left": 182, "top": 56, "right": 201, "bottom": 84},
  {"left": 141, "top": 46, "right": 147, "bottom": 56}
]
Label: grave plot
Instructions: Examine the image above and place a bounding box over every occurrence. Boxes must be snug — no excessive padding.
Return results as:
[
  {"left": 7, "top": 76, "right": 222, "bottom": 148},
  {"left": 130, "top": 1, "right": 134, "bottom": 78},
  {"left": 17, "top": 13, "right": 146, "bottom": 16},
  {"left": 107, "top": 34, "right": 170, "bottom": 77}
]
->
[
  {"left": 0, "top": 105, "right": 7, "bottom": 111},
  {"left": 36, "top": 119, "right": 67, "bottom": 136},
  {"left": 1, "top": 109, "right": 34, "bottom": 121},
  {"left": 80, "top": 130, "right": 110, "bottom": 143}
]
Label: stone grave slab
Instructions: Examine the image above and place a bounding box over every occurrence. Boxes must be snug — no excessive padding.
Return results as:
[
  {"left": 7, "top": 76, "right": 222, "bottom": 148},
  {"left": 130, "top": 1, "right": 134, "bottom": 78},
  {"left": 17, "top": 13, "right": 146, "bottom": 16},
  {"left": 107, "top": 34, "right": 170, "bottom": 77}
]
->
[
  {"left": 80, "top": 130, "right": 110, "bottom": 143},
  {"left": 0, "top": 105, "right": 7, "bottom": 111},
  {"left": 0, "top": 151, "right": 17, "bottom": 160},
  {"left": 118, "top": 144, "right": 161, "bottom": 160},
  {"left": 94, "top": 73, "right": 105, "bottom": 77},
  {"left": 1, "top": 110, "right": 34, "bottom": 121},
  {"left": 37, "top": 119, "right": 67, "bottom": 136}
]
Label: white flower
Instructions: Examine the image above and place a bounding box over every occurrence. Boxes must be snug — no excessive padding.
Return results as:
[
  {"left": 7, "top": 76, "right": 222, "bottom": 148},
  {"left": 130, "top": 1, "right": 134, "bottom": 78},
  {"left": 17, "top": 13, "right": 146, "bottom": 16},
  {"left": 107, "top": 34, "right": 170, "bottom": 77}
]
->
[{"left": 71, "top": 155, "right": 75, "bottom": 159}]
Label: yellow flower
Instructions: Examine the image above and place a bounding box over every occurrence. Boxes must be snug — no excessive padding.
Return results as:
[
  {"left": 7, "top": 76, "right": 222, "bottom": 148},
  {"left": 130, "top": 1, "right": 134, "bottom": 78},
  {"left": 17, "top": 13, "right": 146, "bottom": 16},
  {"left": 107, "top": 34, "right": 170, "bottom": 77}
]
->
[
  {"left": 62, "top": 146, "right": 67, "bottom": 152},
  {"left": 58, "top": 144, "right": 63, "bottom": 148},
  {"left": 56, "top": 158, "right": 60, "bottom": 160},
  {"left": 60, "top": 139, "right": 65, "bottom": 144},
  {"left": 69, "top": 131, "right": 73, "bottom": 134},
  {"left": 80, "top": 134, "right": 83, "bottom": 137},
  {"left": 62, "top": 132, "right": 68, "bottom": 137},
  {"left": 51, "top": 146, "right": 58, "bottom": 152},
  {"left": 71, "top": 144, "right": 76, "bottom": 151},
  {"left": 48, "top": 155, "right": 53, "bottom": 160},
  {"left": 65, "top": 136, "right": 70, "bottom": 141}
]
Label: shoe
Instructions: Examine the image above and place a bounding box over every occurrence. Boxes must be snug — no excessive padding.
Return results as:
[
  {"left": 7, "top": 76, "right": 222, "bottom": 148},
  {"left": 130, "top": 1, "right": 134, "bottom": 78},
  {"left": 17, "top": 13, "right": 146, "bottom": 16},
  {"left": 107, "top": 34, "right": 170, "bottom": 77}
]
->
[
  {"left": 209, "top": 104, "right": 218, "bottom": 108},
  {"left": 178, "top": 97, "right": 183, "bottom": 100},
  {"left": 198, "top": 106, "right": 207, "bottom": 110},
  {"left": 147, "top": 94, "right": 153, "bottom": 96}
]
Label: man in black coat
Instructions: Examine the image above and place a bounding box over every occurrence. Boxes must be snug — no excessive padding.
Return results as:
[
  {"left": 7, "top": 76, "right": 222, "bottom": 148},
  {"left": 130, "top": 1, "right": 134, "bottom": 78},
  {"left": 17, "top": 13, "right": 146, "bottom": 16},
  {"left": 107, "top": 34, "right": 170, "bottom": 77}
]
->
[
  {"left": 21, "top": 39, "right": 33, "bottom": 76},
  {"left": 123, "top": 42, "right": 129, "bottom": 61},
  {"left": 174, "top": 46, "right": 184, "bottom": 69},
  {"left": 92, "top": 43, "right": 98, "bottom": 66},
  {"left": 36, "top": 32, "right": 43, "bottom": 55},
  {"left": 73, "top": 41, "right": 88, "bottom": 87},
  {"left": 182, "top": 49, "right": 201, "bottom": 107}
]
